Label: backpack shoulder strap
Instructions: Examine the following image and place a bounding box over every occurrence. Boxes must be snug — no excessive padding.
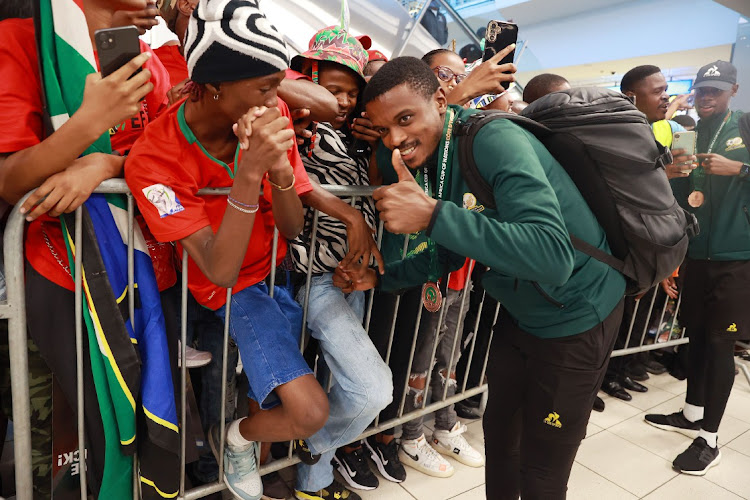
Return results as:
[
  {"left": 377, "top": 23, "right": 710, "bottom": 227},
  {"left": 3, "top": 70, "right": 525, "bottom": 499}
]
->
[
  {"left": 569, "top": 234, "right": 626, "bottom": 274},
  {"left": 454, "top": 111, "right": 550, "bottom": 210}
]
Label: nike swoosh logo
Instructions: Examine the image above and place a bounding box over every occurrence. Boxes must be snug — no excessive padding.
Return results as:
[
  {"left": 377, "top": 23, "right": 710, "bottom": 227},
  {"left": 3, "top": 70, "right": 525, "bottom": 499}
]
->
[
  {"left": 342, "top": 459, "right": 357, "bottom": 478},
  {"left": 377, "top": 448, "right": 389, "bottom": 466},
  {"left": 402, "top": 449, "right": 419, "bottom": 462}
]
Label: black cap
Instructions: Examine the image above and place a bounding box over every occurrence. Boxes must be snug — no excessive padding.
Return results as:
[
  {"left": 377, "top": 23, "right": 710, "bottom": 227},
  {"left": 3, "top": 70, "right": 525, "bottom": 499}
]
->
[{"left": 693, "top": 60, "right": 737, "bottom": 91}]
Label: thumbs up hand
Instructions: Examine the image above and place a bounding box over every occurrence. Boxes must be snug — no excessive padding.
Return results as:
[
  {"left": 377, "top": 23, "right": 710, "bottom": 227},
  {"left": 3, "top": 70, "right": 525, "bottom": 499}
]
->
[{"left": 373, "top": 148, "right": 438, "bottom": 234}]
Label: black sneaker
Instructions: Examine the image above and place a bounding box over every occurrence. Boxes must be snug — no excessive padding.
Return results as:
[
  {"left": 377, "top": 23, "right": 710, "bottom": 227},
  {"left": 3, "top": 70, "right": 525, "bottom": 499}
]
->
[
  {"left": 262, "top": 470, "right": 293, "bottom": 500},
  {"left": 295, "top": 479, "right": 361, "bottom": 500},
  {"left": 294, "top": 439, "right": 320, "bottom": 465},
  {"left": 673, "top": 437, "right": 721, "bottom": 475},
  {"left": 644, "top": 410, "right": 702, "bottom": 438},
  {"left": 333, "top": 445, "right": 379, "bottom": 491},
  {"left": 365, "top": 435, "right": 406, "bottom": 483}
]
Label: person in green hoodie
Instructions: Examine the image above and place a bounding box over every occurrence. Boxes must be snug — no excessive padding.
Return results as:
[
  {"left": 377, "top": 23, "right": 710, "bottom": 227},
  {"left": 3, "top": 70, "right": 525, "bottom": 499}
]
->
[
  {"left": 336, "top": 56, "right": 625, "bottom": 500},
  {"left": 646, "top": 60, "right": 750, "bottom": 476}
]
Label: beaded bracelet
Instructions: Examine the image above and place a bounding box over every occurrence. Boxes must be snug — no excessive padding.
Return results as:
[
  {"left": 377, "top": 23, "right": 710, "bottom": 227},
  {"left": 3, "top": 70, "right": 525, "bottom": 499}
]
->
[
  {"left": 266, "top": 172, "right": 296, "bottom": 192},
  {"left": 227, "top": 198, "right": 259, "bottom": 214},
  {"left": 228, "top": 196, "right": 259, "bottom": 210}
]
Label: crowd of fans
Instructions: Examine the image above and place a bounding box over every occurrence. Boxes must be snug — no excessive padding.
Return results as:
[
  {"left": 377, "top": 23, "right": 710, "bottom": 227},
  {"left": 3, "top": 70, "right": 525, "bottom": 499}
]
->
[{"left": 0, "top": 1, "right": 748, "bottom": 500}]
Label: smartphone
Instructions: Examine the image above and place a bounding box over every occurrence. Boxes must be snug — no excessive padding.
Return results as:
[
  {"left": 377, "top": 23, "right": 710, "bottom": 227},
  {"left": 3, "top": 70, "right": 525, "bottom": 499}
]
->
[
  {"left": 94, "top": 26, "right": 142, "bottom": 78},
  {"left": 672, "top": 130, "right": 697, "bottom": 174},
  {"left": 481, "top": 20, "right": 518, "bottom": 90}
]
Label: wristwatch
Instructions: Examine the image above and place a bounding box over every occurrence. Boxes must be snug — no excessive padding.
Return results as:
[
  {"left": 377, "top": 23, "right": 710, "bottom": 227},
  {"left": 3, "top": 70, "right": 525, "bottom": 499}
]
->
[{"left": 740, "top": 163, "right": 750, "bottom": 179}]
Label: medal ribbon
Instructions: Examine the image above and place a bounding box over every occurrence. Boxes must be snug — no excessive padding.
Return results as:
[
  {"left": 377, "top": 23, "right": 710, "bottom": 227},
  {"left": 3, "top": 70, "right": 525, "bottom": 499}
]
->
[
  {"left": 414, "top": 108, "right": 456, "bottom": 283},
  {"left": 690, "top": 110, "right": 731, "bottom": 194}
]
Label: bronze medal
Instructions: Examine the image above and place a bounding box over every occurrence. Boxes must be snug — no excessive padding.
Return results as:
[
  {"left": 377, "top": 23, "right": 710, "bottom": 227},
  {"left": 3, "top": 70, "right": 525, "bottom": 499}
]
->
[
  {"left": 422, "top": 281, "right": 443, "bottom": 312},
  {"left": 688, "top": 191, "right": 705, "bottom": 208}
]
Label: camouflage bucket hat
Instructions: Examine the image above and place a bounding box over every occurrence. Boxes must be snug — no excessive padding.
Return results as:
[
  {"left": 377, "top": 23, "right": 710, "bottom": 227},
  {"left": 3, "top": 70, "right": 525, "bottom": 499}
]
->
[{"left": 291, "top": 26, "right": 368, "bottom": 83}]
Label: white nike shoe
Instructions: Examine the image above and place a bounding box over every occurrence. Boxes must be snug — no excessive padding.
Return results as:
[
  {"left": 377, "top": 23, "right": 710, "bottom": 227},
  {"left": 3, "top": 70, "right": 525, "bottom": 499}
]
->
[
  {"left": 398, "top": 434, "right": 454, "bottom": 478},
  {"left": 432, "top": 422, "right": 485, "bottom": 467}
]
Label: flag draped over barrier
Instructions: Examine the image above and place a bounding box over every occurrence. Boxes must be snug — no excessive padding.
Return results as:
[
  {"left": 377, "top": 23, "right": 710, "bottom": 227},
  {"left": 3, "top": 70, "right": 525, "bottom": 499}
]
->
[{"left": 38, "top": 1, "right": 180, "bottom": 498}]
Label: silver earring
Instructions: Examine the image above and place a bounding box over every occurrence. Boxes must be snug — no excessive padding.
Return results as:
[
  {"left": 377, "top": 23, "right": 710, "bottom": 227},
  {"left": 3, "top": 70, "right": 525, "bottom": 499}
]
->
[{"left": 213, "top": 94, "right": 219, "bottom": 101}]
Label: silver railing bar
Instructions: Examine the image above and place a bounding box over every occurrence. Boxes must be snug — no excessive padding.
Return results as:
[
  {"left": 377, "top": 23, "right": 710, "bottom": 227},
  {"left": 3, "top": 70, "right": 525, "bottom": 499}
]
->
[
  {"left": 179, "top": 249, "right": 189, "bottom": 496},
  {"left": 478, "top": 302, "right": 502, "bottom": 386},
  {"left": 127, "top": 194, "right": 139, "bottom": 499},
  {"left": 420, "top": 275, "right": 450, "bottom": 411},
  {"left": 461, "top": 288, "right": 486, "bottom": 394},
  {"left": 74, "top": 208, "right": 87, "bottom": 500},
  {"left": 218, "top": 287, "right": 233, "bottom": 483}
]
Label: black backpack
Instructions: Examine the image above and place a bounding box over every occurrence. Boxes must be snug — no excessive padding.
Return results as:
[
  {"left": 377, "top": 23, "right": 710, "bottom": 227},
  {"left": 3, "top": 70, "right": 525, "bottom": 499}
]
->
[{"left": 454, "top": 87, "right": 699, "bottom": 295}]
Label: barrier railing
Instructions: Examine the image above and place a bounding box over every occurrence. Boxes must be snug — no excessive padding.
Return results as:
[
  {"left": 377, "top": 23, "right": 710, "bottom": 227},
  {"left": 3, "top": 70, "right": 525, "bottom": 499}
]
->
[{"left": 0, "top": 179, "right": 702, "bottom": 499}]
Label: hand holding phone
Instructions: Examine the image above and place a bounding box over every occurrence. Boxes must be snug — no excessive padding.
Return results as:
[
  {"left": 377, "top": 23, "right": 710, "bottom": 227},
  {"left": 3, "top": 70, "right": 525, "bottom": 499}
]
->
[
  {"left": 482, "top": 20, "right": 518, "bottom": 90},
  {"left": 672, "top": 131, "right": 697, "bottom": 174}
]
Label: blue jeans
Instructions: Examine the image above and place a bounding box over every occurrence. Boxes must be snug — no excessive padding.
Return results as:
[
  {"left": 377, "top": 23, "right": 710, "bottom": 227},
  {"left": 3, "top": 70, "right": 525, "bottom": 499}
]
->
[
  {"left": 215, "top": 282, "right": 310, "bottom": 409},
  {"left": 295, "top": 273, "right": 393, "bottom": 491}
]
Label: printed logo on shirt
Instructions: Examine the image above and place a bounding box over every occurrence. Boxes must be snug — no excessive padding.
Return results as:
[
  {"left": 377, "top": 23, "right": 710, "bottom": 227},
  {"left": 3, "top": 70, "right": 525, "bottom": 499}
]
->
[
  {"left": 462, "top": 192, "right": 484, "bottom": 213},
  {"left": 725, "top": 137, "right": 745, "bottom": 152},
  {"left": 703, "top": 65, "right": 720, "bottom": 77},
  {"left": 544, "top": 412, "right": 562, "bottom": 428},
  {"left": 142, "top": 184, "right": 185, "bottom": 218},
  {"left": 727, "top": 323, "right": 738, "bottom": 333}
]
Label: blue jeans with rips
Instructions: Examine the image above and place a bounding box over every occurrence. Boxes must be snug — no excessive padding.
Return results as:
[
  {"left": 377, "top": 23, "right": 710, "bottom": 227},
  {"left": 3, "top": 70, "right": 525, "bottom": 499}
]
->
[{"left": 295, "top": 273, "right": 393, "bottom": 492}]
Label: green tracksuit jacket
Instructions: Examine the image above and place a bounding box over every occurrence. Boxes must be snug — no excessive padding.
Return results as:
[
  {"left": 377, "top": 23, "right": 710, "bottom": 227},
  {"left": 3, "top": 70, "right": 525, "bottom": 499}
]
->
[
  {"left": 670, "top": 110, "right": 750, "bottom": 261},
  {"left": 378, "top": 106, "right": 625, "bottom": 338}
]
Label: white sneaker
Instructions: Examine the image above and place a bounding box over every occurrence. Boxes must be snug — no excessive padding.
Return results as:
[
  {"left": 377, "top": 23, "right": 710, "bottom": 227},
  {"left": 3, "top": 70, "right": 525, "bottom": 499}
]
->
[
  {"left": 178, "top": 342, "right": 213, "bottom": 368},
  {"left": 432, "top": 422, "right": 485, "bottom": 467},
  {"left": 398, "top": 434, "right": 454, "bottom": 478}
]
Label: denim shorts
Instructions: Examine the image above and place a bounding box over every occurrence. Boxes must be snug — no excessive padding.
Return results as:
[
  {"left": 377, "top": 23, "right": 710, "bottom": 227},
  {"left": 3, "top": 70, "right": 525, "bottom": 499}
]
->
[{"left": 215, "top": 282, "right": 312, "bottom": 410}]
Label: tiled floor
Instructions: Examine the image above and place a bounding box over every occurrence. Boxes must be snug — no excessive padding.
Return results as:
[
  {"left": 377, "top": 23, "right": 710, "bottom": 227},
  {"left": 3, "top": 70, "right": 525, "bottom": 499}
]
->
[{"left": 349, "top": 366, "right": 750, "bottom": 500}]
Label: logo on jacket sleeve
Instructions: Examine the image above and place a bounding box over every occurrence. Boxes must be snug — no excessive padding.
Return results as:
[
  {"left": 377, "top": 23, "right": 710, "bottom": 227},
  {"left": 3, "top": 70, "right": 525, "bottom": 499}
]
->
[
  {"left": 142, "top": 184, "right": 185, "bottom": 218},
  {"left": 544, "top": 412, "right": 562, "bottom": 428},
  {"left": 725, "top": 137, "right": 745, "bottom": 152},
  {"left": 463, "top": 193, "right": 485, "bottom": 212}
]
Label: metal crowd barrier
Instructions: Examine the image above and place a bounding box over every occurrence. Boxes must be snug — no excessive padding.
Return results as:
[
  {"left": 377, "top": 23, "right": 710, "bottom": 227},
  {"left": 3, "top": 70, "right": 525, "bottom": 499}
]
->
[{"left": 0, "top": 179, "right": 717, "bottom": 499}]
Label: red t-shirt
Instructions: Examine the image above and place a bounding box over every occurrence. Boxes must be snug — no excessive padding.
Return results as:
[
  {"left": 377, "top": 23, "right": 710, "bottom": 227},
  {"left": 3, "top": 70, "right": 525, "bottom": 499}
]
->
[
  {"left": 125, "top": 98, "right": 312, "bottom": 310},
  {"left": 448, "top": 258, "right": 474, "bottom": 291},
  {"left": 0, "top": 18, "right": 171, "bottom": 291},
  {"left": 153, "top": 44, "right": 188, "bottom": 87}
]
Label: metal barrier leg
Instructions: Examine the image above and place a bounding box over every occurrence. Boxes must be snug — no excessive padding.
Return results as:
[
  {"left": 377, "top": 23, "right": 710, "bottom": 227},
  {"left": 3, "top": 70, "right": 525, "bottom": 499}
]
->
[
  {"left": 5, "top": 201, "right": 33, "bottom": 499},
  {"left": 74, "top": 208, "right": 88, "bottom": 499}
]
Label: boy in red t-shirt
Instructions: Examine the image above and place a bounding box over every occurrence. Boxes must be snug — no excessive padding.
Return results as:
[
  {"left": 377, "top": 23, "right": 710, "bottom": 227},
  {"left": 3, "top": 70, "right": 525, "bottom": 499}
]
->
[
  {"left": 125, "top": 2, "right": 329, "bottom": 498},
  {"left": 0, "top": 1, "right": 170, "bottom": 496}
]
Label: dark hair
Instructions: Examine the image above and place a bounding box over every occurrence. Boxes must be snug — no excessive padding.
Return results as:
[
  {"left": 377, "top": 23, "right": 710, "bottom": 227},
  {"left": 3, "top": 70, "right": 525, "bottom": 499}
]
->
[
  {"left": 458, "top": 43, "right": 482, "bottom": 64},
  {"left": 671, "top": 114, "right": 696, "bottom": 129},
  {"left": 422, "top": 48, "right": 455, "bottom": 67},
  {"left": 522, "top": 73, "right": 569, "bottom": 104},
  {"left": 363, "top": 57, "right": 439, "bottom": 106},
  {"left": 620, "top": 65, "right": 662, "bottom": 93},
  {"left": 0, "top": 0, "right": 32, "bottom": 20}
]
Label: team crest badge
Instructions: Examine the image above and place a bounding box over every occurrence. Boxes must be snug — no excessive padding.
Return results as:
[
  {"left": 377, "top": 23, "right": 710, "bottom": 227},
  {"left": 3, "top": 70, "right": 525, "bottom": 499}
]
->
[{"left": 725, "top": 137, "right": 745, "bottom": 152}]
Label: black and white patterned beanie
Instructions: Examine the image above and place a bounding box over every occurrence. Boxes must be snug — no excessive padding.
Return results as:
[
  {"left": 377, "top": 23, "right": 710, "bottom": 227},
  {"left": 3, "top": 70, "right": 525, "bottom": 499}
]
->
[{"left": 184, "top": 0, "right": 290, "bottom": 84}]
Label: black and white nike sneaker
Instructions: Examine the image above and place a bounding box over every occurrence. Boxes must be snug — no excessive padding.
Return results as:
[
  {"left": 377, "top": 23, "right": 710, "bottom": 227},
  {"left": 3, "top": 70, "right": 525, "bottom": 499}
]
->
[
  {"left": 365, "top": 435, "right": 406, "bottom": 483},
  {"left": 333, "top": 445, "right": 379, "bottom": 491},
  {"left": 673, "top": 437, "right": 721, "bottom": 475}
]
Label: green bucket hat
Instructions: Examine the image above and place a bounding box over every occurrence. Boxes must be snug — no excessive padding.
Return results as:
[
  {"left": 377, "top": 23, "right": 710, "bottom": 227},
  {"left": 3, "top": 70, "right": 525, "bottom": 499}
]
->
[{"left": 291, "top": 26, "right": 368, "bottom": 84}]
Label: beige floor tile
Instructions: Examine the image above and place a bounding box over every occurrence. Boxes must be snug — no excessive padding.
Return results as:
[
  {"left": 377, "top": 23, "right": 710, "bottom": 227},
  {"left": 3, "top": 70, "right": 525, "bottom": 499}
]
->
[
  {"left": 703, "top": 447, "right": 750, "bottom": 498},
  {"left": 642, "top": 474, "right": 744, "bottom": 500},
  {"left": 567, "top": 462, "right": 637, "bottom": 500},
  {"left": 609, "top": 413, "right": 693, "bottom": 461},
  {"left": 717, "top": 415, "right": 750, "bottom": 446},
  {"left": 448, "top": 484, "right": 485, "bottom": 499},
  {"left": 586, "top": 420, "right": 604, "bottom": 439},
  {"left": 575, "top": 431, "right": 677, "bottom": 497},
  {"left": 588, "top": 396, "right": 642, "bottom": 429},
  {"left": 355, "top": 479, "right": 417, "bottom": 500},
  {"left": 724, "top": 387, "right": 750, "bottom": 425},
  {"left": 644, "top": 372, "right": 688, "bottom": 396},
  {"left": 620, "top": 383, "right": 677, "bottom": 412},
  {"left": 726, "top": 429, "right": 750, "bottom": 457}
]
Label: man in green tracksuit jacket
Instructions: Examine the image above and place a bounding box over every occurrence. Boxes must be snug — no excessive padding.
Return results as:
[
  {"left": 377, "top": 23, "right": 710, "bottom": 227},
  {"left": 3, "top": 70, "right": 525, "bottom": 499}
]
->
[
  {"left": 337, "top": 57, "right": 625, "bottom": 500},
  {"left": 646, "top": 60, "right": 750, "bottom": 476}
]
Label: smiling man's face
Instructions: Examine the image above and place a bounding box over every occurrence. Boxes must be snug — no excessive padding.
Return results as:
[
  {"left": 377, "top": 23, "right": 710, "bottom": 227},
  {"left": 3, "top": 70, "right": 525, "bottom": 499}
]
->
[{"left": 366, "top": 83, "right": 447, "bottom": 169}]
